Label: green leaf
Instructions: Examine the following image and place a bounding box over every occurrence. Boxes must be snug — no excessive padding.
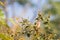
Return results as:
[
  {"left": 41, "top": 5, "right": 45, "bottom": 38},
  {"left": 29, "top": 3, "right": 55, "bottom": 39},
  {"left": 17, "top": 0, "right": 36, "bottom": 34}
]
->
[
  {"left": 0, "top": 33, "right": 13, "bottom": 40},
  {"left": 0, "top": 9, "right": 4, "bottom": 19}
]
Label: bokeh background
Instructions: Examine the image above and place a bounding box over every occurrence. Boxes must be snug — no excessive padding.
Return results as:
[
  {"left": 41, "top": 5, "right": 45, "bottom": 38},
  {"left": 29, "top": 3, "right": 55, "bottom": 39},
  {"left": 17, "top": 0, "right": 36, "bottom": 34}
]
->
[{"left": 0, "top": 0, "right": 60, "bottom": 40}]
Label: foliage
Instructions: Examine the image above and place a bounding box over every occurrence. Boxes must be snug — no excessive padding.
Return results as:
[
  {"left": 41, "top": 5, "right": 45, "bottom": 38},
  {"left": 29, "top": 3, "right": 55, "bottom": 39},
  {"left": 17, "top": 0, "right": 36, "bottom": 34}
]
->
[
  {"left": 0, "top": 9, "right": 4, "bottom": 19},
  {"left": 11, "top": 12, "right": 60, "bottom": 40},
  {"left": 0, "top": 33, "right": 13, "bottom": 40},
  {"left": 0, "top": 0, "right": 60, "bottom": 40},
  {"left": 0, "top": 10, "right": 60, "bottom": 40}
]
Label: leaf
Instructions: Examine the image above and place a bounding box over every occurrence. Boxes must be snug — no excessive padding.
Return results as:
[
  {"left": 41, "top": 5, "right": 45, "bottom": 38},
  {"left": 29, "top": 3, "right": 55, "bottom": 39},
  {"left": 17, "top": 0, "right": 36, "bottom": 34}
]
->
[
  {"left": 0, "top": 9, "right": 4, "bottom": 19},
  {"left": 0, "top": 33, "right": 13, "bottom": 40},
  {"left": 0, "top": 1, "right": 4, "bottom": 6},
  {"left": 9, "top": 18, "right": 15, "bottom": 25}
]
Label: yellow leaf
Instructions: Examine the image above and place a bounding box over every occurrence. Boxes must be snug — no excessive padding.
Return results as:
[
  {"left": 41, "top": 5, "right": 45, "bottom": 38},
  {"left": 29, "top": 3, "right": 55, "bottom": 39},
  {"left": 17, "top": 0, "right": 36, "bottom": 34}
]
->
[{"left": 0, "top": 1, "right": 4, "bottom": 6}]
